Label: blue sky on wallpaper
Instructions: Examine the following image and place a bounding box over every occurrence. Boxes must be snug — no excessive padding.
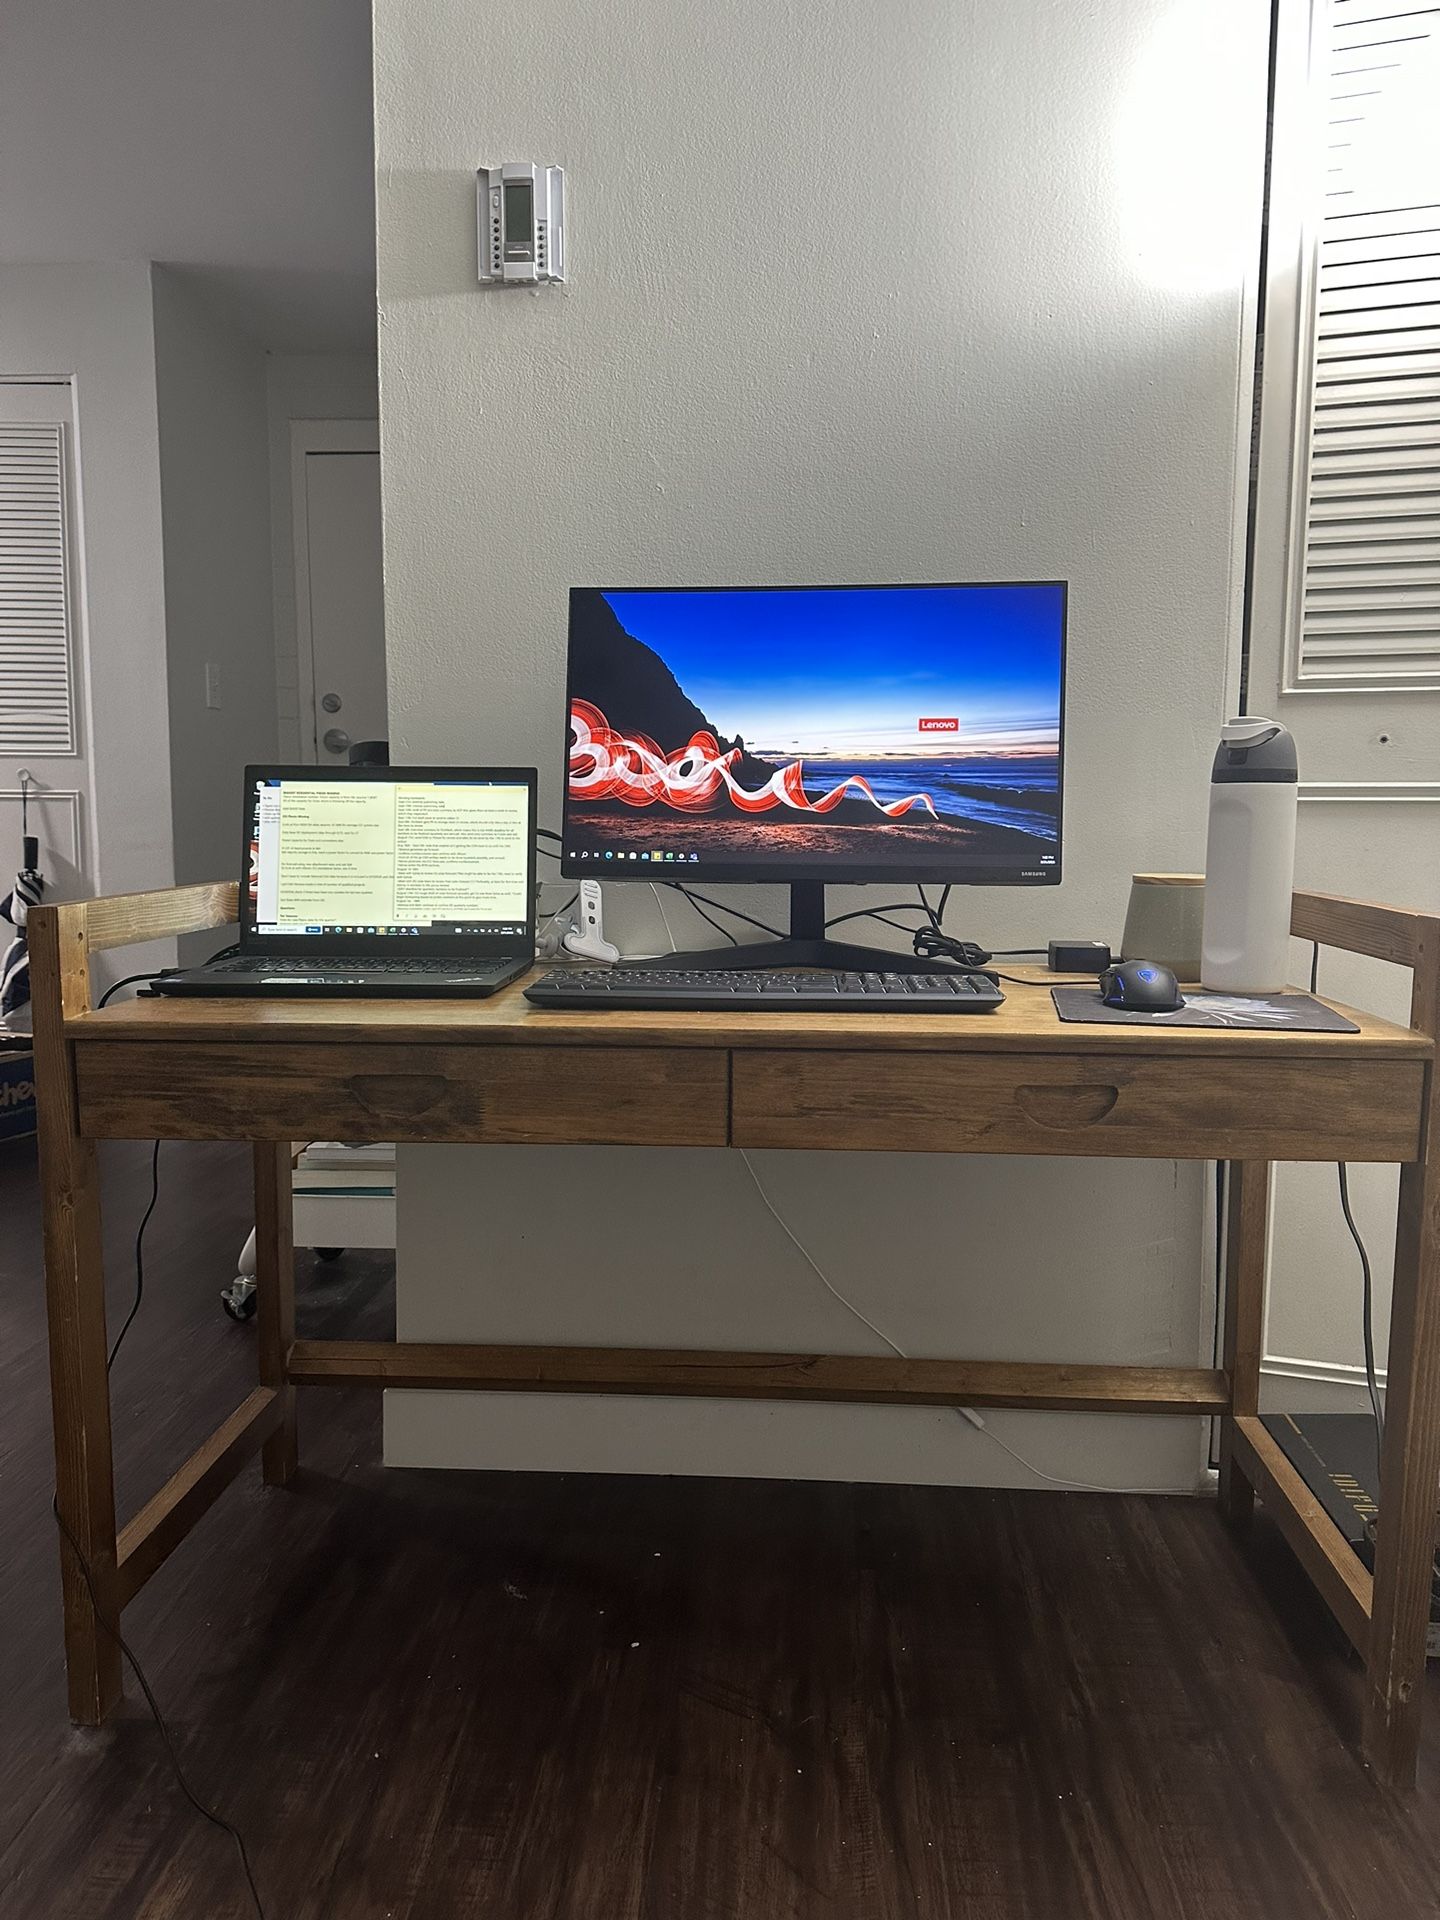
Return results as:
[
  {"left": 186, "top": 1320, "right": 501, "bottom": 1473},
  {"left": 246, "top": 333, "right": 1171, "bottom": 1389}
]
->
[{"left": 602, "top": 584, "right": 1064, "bottom": 759}]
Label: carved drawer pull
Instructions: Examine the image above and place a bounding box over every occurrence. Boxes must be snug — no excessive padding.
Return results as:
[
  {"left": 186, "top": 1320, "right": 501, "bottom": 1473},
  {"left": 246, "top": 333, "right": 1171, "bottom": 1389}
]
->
[
  {"left": 1014, "top": 1083, "right": 1120, "bottom": 1127},
  {"left": 345, "top": 1073, "right": 451, "bottom": 1118}
]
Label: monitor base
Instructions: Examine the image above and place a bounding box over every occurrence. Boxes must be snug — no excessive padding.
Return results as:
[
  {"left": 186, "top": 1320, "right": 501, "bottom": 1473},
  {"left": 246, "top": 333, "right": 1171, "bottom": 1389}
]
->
[{"left": 622, "top": 880, "right": 955, "bottom": 975}]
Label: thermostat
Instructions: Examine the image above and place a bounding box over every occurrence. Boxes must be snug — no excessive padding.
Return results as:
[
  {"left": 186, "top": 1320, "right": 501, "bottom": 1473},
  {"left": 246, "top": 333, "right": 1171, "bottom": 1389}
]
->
[{"left": 477, "top": 163, "right": 565, "bottom": 285}]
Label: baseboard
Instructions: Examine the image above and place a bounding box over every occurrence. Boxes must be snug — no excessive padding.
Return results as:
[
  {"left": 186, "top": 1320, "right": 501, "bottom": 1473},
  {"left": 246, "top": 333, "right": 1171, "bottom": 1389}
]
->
[{"left": 1262, "top": 1353, "right": 1387, "bottom": 1391}]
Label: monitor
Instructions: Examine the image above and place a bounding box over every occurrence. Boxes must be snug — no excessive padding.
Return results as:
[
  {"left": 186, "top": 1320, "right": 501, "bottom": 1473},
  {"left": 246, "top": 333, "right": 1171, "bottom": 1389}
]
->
[
  {"left": 560, "top": 583, "right": 1065, "bottom": 968},
  {"left": 241, "top": 764, "right": 536, "bottom": 953}
]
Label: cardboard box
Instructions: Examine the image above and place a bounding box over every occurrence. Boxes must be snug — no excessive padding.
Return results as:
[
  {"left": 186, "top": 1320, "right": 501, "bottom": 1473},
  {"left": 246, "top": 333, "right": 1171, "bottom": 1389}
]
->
[{"left": 0, "top": 1045, "right": 36, "bottom": 1142}]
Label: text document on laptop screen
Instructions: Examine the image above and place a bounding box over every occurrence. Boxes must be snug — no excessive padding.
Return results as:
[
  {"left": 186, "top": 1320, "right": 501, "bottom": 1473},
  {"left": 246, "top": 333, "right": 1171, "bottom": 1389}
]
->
[{"left": 248, "top": 777, "right": 531, "bottom": 936}]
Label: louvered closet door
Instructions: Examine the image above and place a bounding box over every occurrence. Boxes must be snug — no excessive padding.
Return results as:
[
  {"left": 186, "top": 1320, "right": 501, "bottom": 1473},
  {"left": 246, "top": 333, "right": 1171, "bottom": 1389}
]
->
[
  {"left": 1243, "top": 1, "right": 1439, "bottom": 1423},
  {"left": 1294, "top": 0, "right": 1440, "bottom": 691},
  {"left": 0, "top": 382, "right": 92, "bottom": 897}
]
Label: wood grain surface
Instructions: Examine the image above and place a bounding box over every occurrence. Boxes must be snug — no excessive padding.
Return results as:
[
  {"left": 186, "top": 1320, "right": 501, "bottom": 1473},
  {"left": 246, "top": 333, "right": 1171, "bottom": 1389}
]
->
[
  {"left": 284, "top": 1340, "right": 1230, "bottom": 1413},
  {"left": 64, "top": 970, "right": 1429, "bottom": 1057},
  {"left": 26, "top": 905, "right": 122, "bottom": 1723},
  {"left": 731, "top": 1050, "right": 1424, "bottom": 1161},
  {"left": 1364, "top": 917, "right": 1440, "bottom": 1780},
  {"left": 1218, "top": 1161, "right": 1271, "bottom": 1527},
  {"left": 1290, "top": 889, "right": 1432, "bottom": 968},
  {"left": 81, "top": 880, "right": 238, "bottom": 953},
  {"left": 115, "top": 1387, "right": 281, "bottom": 1606},
  {"left": 1230, "top": 1414, "right": 1373, "bottom": 1656},
  {"left": 73, "top": 1041, "right": 731, "bottom": 1146}
]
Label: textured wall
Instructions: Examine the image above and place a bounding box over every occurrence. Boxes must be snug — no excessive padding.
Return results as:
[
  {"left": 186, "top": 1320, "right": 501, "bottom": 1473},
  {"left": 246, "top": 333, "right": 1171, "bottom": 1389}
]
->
[
  {"left": 373, "top": 0, "right": 1268, "bottom": 1484},
  {"left": 152, "top": 267, "right": 277, "bottom": 898}
]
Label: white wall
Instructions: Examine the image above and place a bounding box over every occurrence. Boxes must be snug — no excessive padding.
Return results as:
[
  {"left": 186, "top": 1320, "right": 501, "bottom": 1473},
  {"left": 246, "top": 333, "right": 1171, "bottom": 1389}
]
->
[
  {"left": 0, "top": 266, "right": 175, "bottom": 948},
  {"left": 373, "top": 0, "right": 1267, "bottom": 1485},
  {"left": 152, "top": 267, "right": 277, "bottom": 894},
  {"left": 266, "top": 353, "right": 379, "bottom": 757}
]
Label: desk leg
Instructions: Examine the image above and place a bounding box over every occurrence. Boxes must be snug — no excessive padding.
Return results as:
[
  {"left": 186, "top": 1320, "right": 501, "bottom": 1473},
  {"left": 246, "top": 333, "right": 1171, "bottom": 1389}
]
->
[
  {"left": 38, "top": 1094, "right": 122, "bottom": 1723},
  {"left": 1219, "top": 1160, "right": 1270, "bottom": 1529},
  {"left": 253, "top": 1143, "right": 298, "bottom": 1485},
  {"left": 1364, "top": 1153, "right": 1440, "bottom": 1786}
]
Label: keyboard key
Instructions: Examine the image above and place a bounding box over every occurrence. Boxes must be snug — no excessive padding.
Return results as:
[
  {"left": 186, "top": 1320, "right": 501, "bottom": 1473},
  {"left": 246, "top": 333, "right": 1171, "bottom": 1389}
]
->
[{"left": 524, "top": 966, "right": 1003, "bottom": 1014}]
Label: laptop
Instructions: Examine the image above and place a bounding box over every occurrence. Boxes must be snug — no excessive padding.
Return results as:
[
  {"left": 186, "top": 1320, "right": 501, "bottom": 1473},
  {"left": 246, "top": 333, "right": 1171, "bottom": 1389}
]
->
[{"left": 153, "top": 764, "right": 537, "bottom": 998}]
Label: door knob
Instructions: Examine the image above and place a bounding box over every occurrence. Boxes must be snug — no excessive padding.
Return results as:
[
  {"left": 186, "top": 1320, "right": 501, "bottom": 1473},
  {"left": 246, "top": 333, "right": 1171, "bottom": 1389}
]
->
[
  {"left": 321, "top": 693, "right": 342, "bottom": 713},
  {"left": 322, "top": 728, "right": 351, "bottom": 755}
]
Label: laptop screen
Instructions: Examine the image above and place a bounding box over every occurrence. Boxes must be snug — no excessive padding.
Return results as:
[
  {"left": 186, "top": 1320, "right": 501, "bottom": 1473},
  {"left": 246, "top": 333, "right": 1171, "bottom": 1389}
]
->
[{"left": 243, "top": 768, "right": 535, "bottom": 946}]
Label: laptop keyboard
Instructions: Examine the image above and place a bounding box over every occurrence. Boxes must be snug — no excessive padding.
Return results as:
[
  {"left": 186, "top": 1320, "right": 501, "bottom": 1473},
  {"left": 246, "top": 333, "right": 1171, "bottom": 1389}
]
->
[{"left": 211, "top": 956, "right": 509, "bottom": 976}]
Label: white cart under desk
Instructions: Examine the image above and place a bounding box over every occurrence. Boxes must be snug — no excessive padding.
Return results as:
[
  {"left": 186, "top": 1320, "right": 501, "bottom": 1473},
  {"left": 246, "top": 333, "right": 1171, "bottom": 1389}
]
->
[{"left": 224, "top": 1142, "right": 396, "bottom": 1319}]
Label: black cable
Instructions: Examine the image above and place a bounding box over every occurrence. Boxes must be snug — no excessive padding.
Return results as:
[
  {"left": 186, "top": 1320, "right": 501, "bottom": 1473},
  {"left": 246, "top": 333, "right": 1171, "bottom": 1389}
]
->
[
  {"left": 667, "top": 885, "right": 738, "bottom": 946},
  {"left": 1337, "top": 1161, "right": 1386, "bottom": 1460},
  {"left": 106, "top": 1140, "right": 159, "bottom": 1370},
  {"left": 922, "top": 883, "right": 952, "bottom": 929},
  {"left": 865, "top": 914, "right": 928, "bottom": 939},
  {"left": 50, "top": 1499, "right": 266, "bottom": 1918},
  {"left": 910, "top": 926, "right": 1001, "bottom": 972},
  {"left": 1312, "top": 942, "right": 1426, "bottom": 1592},
  {"left": 97, "top": 972, "right": 168, "bottom": 1008},
  {"left": 824, "top": 901, "right": 934, "bottom": 930},
  {"left": 1310, "top": 947, "right": 1386, "bottom": 1449},
  {"left": 47, "top": 1118, "right": 268, "bottom": 1915},
  {"left": 668, "top": 886, "right": 782, "bottom": 939},
  {"left": 537, "top": 827, "right": 562, "bottom": 842}
]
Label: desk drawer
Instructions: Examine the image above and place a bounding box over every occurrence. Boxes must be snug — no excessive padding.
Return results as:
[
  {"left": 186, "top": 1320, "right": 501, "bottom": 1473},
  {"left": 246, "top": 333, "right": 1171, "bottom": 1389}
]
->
[
  {"left": 730, "top": 1050, "right": 1423, "bottom": 1161},
  {"left": 74, "top": 1042, "right": 728, "bottom": 1147}
]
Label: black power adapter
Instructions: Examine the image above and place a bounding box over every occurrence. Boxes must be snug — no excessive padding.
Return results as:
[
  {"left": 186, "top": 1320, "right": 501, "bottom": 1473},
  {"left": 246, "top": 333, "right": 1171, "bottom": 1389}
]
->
[{"left": 1048, "top": 939, "right": 1112, "bottom": 975}]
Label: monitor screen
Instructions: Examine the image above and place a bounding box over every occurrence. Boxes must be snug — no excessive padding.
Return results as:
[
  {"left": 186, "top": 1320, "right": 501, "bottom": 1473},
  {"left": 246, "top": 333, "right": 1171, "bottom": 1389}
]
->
[
  {"left": 244, "top": 768, "right": 534, "bottom": 944},
  {"left": 561, "top": 583, "right": 1065, "bottom": 884}
]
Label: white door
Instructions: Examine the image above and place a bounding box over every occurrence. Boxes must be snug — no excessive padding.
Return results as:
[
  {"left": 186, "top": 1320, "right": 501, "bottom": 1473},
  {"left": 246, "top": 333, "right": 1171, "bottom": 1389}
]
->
[
  {"left": 293, "top": 425, "right": 386, "bottom": 764},
  {"left": 0, "top": 381, "right": 93, "bottom": 908}
]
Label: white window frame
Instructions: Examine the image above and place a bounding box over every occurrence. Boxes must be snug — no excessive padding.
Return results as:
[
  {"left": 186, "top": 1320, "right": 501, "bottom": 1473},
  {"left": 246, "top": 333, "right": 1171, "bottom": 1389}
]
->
[{"left": 1267, "top": 0, "right": 1440, "bottom": 697}]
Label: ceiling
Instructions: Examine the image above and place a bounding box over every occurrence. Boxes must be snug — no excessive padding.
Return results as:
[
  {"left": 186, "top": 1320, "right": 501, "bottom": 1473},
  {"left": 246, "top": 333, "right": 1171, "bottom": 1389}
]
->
[{"left": 0, "top": 0, "right": 376, "bottom": 353}]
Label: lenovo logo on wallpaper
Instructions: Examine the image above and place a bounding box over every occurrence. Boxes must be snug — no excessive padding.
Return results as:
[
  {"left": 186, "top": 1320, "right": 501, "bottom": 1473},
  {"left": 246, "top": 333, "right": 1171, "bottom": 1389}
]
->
[{"left": 918, "top": 717, "right": 958, "bottom": 732}]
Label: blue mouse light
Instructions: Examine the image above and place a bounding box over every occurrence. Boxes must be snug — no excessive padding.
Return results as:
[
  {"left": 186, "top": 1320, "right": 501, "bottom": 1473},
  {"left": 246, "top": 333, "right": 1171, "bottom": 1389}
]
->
[{"left": 1099, "top": 959, "right": 1184, "bottom": 1013}]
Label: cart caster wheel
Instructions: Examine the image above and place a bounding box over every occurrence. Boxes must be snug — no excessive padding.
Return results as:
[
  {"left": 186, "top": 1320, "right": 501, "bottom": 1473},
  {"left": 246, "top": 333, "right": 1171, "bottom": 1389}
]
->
[
  {"left": 221, "top": 1278, "right": 258, "bottom": 1321},
  {"left": 314, "top": 1246, "right": 344, "bottom": 1263}
]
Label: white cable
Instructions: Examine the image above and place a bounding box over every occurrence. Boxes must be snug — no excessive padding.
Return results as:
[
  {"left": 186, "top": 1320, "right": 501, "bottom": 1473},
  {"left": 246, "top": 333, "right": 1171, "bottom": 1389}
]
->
[
  {"left": 954, "top": 1406, "right": 1152, "bottom": 1495},
  {"left": 739, "top": 1148, "right": 1147, "bottom": 1494},
  {"left": 536, "top": 885, "right": 579, "bottom": 957},
  {"left": 739, "top": 1149, "right": 907, "bottom": 1358},
  {"left": 649, "top": 883, "right": 678, "bottom": 954}
]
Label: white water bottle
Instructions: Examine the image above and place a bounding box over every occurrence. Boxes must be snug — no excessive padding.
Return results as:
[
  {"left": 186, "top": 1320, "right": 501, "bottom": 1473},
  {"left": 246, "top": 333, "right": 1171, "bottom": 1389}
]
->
[{"left": 1200, "top": 717, "right": 1298, "bottom": 993}]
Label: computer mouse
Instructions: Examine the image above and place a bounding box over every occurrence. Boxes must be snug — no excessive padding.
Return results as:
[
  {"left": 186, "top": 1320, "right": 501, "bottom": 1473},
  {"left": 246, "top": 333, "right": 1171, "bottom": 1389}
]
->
[{"left": 1099, "top": 960, "right": 1184, "bottom": 1013}]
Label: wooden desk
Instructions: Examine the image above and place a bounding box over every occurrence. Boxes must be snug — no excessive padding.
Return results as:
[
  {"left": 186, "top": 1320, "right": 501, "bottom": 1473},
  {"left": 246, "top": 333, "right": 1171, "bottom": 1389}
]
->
[{"left": 28, "top": 883, "right": 1440, "bottom": 1787}]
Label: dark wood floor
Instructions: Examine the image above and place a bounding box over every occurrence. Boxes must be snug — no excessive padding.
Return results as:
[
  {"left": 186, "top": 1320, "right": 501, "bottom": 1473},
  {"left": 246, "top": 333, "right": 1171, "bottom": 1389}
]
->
[{"left": 2, "top": 1140, "right": 1439, "bottom": 1919}]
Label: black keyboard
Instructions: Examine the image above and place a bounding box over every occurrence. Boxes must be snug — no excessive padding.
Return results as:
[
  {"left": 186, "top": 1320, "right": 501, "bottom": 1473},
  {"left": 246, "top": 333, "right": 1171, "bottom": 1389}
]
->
[{"left": 524, "top": 967, "right": 1005, "bottom": 1012}]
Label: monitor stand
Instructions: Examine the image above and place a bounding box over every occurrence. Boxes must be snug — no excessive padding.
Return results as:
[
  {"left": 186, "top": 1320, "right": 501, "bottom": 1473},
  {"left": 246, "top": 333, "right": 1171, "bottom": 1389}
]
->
[{"left": 624, "top": 880, "right": 944, "bottom": 974}]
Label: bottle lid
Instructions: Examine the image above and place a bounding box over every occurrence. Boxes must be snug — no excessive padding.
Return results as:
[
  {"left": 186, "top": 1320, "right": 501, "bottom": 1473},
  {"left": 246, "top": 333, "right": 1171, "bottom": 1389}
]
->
[{"left": 1212, "top": 717, "right": 1297, "bottom": 784}]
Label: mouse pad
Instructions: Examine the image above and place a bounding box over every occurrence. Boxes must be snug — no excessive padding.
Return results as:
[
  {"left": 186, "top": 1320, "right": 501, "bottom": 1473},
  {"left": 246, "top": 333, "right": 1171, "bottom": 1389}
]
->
[{"left": 1050, "top": 987, "right": 1359, "bottom": 1032}]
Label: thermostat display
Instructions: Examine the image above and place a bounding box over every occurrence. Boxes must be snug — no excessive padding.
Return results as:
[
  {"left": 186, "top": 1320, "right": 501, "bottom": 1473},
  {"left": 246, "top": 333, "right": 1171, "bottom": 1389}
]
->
[{"left": 477, "top": 163, "right": 565, "bottom": 285}]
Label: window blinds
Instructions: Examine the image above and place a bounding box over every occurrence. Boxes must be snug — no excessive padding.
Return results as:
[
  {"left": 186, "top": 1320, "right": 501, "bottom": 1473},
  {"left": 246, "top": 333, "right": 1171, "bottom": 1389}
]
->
[
  {"left": 0, "top": 420, "right": 77, "bottom": 754},
  {"left": 1292, "top": 0, "right": 1440, "bottom": 688}
]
